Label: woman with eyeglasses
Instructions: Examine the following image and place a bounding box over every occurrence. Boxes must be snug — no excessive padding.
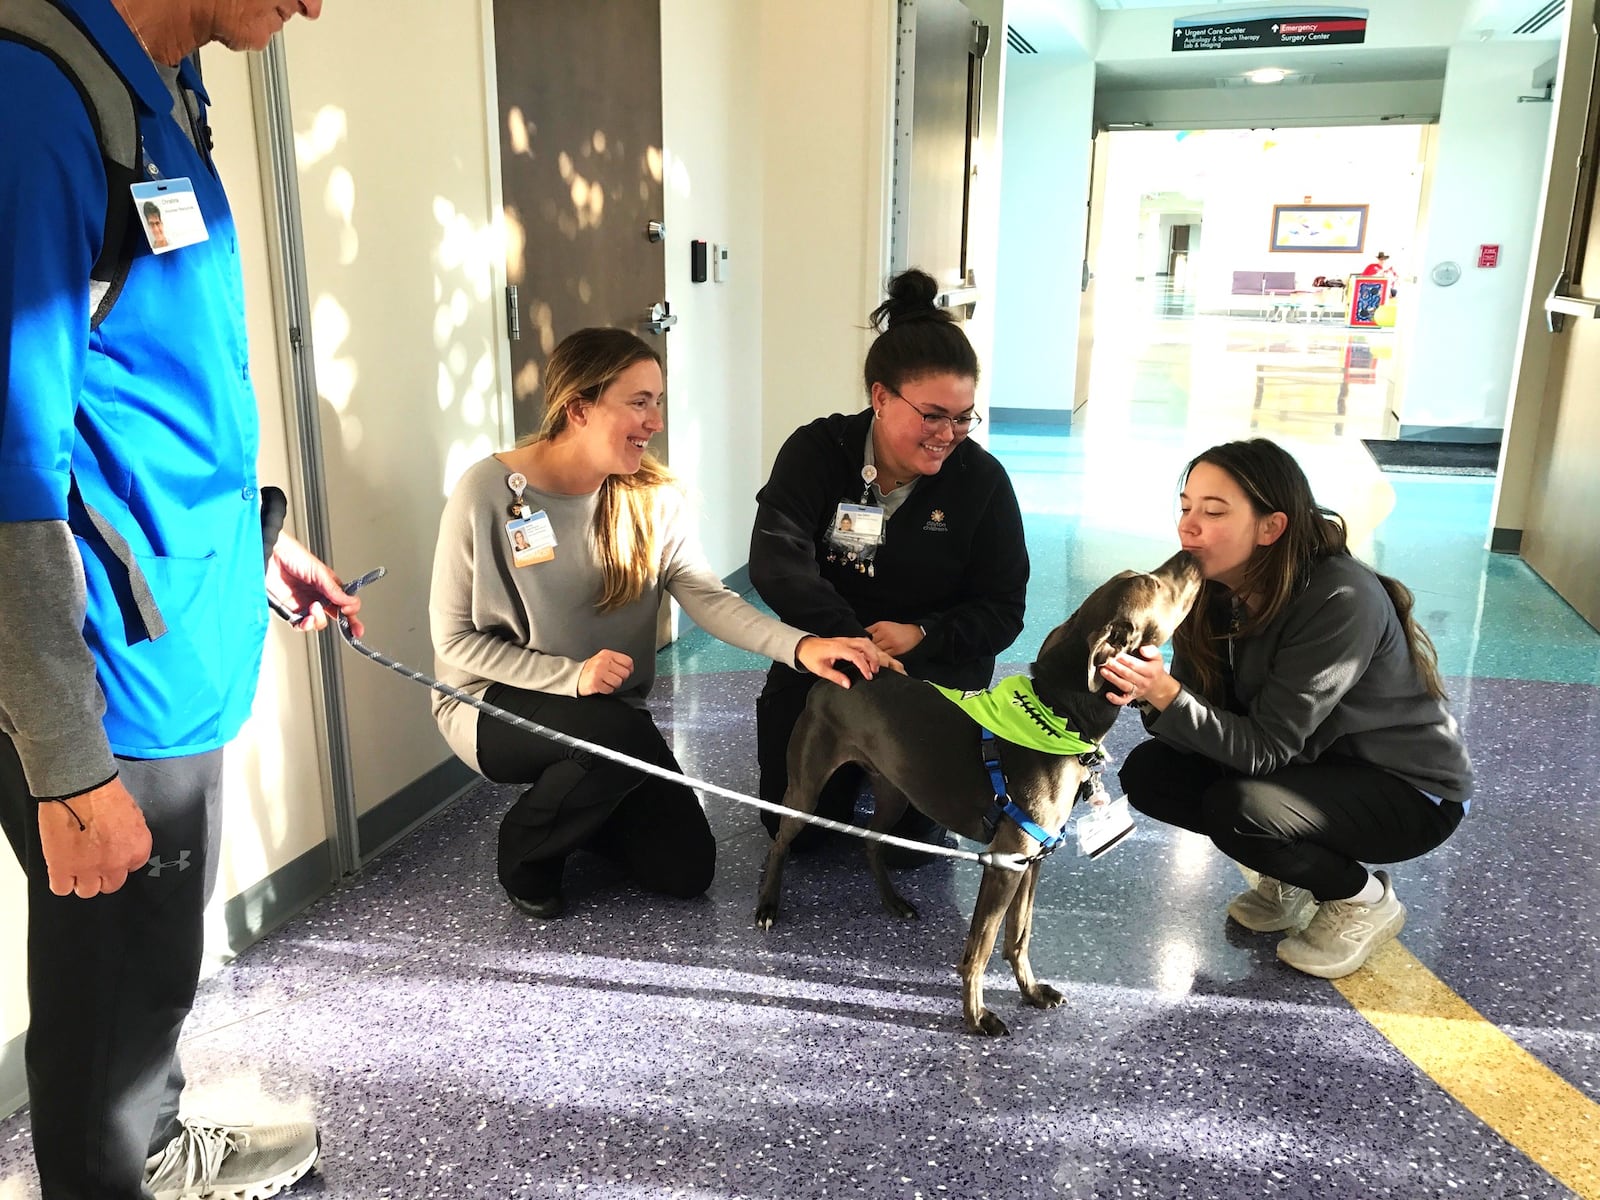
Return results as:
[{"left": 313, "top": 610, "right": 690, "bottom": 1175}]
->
[{"left": 749, "top": 268, "right": 1030, "bottom": 863}]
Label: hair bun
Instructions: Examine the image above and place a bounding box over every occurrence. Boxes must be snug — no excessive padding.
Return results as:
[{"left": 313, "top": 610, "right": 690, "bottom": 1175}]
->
[{"left": 870, "top": 268, "right": 948, "bottom": 331}]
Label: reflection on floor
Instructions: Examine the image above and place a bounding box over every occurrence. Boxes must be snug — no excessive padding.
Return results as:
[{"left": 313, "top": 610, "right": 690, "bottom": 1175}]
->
[
  {"left": 1089, "top": 306, "right": 1402, "bottom": 443},
  {"left": 3, "top": 418, "right": 1596, "bottom": 1198}
]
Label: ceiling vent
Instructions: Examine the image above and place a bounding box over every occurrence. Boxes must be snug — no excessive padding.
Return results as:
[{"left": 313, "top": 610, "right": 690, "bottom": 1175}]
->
[
  {"left": 1005, "top": 26, "right": 1038, "bottom": 54},
  {"left": 1514, "top": 0, "right": 1564, "bottom": 35}
]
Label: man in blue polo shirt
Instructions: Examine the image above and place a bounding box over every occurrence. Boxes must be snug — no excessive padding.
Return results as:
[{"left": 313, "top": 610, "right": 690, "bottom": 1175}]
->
[{"left": 0, "top": 1, "right": 358, "bottom": 1197}]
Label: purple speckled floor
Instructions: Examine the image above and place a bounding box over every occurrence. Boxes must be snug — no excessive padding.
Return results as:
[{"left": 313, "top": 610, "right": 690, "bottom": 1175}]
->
[
  {"left": 5, "top": 422, "right": 1598, "bottom": 1199},
  {"left": 3, "top": 663, "right": 1593, "bottom": 1199}
]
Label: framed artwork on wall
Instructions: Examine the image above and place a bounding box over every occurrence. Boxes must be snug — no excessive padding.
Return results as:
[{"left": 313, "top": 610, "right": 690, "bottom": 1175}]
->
[{"left": 1269, "top": 203, "right": 1369, "bottom": 253}]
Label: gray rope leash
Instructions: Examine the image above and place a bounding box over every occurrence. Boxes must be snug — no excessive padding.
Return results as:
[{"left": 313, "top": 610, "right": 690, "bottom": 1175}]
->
[{"left": 324, "top": 568, "right": 1032, "bottom": 873}]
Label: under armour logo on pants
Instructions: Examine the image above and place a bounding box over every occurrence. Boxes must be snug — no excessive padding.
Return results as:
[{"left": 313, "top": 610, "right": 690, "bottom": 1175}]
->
[{"left": 146, "top": 850, "right": 192, "bottom": 877}]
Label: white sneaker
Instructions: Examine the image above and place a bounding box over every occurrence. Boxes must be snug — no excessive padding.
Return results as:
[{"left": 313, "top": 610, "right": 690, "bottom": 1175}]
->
[
  {"left": 1276, "top": 870, "right": 1406, "bottom": 980},
  {"left": 145, "top": 1115, "right": 320, "bottom": 1200},
  {"left": 1227, "top": 875, "right": 1318, "bottom": 932}
]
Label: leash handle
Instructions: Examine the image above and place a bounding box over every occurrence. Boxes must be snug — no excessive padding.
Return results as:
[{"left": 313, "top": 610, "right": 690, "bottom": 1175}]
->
[{"left": 328, "top": 568, "right": 1031, "bottom": 872}]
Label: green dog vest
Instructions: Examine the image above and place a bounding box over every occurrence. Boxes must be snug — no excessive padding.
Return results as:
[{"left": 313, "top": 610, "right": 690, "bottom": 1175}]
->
[{"left": 930, "top": 675, "right": 1099, "bottom": 755}]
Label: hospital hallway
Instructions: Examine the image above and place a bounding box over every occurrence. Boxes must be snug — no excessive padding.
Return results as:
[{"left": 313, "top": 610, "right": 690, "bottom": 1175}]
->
[{"left": 2, "top": 375, "right": 1597, "bottom": 1199}]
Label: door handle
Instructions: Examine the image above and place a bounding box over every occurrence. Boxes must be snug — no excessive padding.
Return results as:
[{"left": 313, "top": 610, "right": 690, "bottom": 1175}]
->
[{"left": 643, "top": 301, "right": 678, "bottom": 336}]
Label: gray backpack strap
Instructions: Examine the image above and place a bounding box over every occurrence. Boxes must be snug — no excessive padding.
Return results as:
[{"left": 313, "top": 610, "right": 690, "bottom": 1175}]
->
[
  {"left": 0, "top": 0, "right": 140, "bottom": 328},
  {"left": 75, "top": 491, "right": 168, "bottom": 642}
]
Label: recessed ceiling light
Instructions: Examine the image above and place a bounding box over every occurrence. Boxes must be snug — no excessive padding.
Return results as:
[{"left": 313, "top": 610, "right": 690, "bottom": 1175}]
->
[{"left": 1246, "top": 67, "right": 1289, "bottom": 84}]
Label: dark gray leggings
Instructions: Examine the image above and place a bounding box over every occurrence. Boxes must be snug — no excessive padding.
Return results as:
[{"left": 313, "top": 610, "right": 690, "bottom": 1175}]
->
[{"left": 1118, "top": 738, "right": 1463, "bottom": 901}]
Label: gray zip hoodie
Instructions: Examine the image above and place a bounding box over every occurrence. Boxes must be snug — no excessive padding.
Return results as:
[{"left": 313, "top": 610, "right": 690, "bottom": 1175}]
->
[{"left": 1146, "top": 553, "right": 1473, "bottom": 803}]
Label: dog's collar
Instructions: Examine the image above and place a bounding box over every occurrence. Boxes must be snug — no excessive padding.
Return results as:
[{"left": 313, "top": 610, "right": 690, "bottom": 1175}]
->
[{"left": 931, "top": 674, "right": 1102, "bottom": 757}]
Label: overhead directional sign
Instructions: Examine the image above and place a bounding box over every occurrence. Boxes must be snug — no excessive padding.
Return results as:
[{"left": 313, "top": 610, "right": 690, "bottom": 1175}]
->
[{"left": 1173, "top": 6, "right": 1369, "bottom": 52}]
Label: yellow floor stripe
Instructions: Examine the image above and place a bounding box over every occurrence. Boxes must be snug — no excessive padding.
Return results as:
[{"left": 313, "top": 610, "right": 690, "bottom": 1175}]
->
[{"left": 1336, "top": 940, "right": 1600, "bottom": 1198}]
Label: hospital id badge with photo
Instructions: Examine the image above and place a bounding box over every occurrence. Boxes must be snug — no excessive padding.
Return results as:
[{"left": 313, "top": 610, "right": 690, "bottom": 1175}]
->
[
  {"left": 1076, "top": 784, "right": 1135, "bottom": 860},
  {"left": 826, "top": 502, "right": 886, "bottom": 575},
  {"left": 131, "top": 179, "right": 209, "bottom": 254},
  {"left": 506, "top": 510, "right": 557, "bottom": 567}
]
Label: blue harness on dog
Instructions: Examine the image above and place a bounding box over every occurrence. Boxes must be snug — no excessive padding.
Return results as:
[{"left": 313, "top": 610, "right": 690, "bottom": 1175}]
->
[{"left": 931, "top": 676, "right": 1107, "bottom": 857}]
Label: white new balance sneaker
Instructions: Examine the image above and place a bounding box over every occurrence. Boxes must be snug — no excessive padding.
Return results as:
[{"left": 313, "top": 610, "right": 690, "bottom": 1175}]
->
[
  {"left": 1227, "top": 875, "right": 1319, "bottom": 932},
  {"left": 145, "top": 1115, "right": 320, "bottom": 1200},
  {"left": 1275, "top": 870, "right": 1406, "bottom": 979}
]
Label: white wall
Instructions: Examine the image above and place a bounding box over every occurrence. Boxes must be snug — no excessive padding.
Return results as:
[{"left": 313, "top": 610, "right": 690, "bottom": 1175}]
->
[
  {"left": 660, "top": 0, "right": 766, "bottom": 577},
  {"left": 758, "top": 0, "right": 896, "bottom": 467},
  {"left": 1404, "top": 42, "right": 1554, "bottom": 436},
  {"left": 280, "top": 0, "right": 505, "bottom": 819},
  {"left": 993, "top": 52, "right": 1096, "bottom": 416},
  {"left": 205, "top": 47, "right": 337, "bottom": 923}
]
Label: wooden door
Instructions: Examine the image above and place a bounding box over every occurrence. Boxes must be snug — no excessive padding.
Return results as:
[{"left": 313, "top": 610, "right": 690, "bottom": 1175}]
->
[{"left": 493, "top": 0, "right": 671, "bottom": 444}]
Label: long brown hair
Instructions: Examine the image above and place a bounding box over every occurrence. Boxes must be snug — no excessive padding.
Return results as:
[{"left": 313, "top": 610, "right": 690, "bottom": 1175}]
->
[
  {"left": 520, "top": 327, "right": 675, "bottom": 613},
  {"left": 1172, "top": 439, "right": 1445, "bottom": 702}
]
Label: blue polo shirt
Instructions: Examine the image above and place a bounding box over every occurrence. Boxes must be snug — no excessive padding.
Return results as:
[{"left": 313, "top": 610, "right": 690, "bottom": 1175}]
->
[{"left": 0, "top": 0, "right": 266, "bottom": 758}]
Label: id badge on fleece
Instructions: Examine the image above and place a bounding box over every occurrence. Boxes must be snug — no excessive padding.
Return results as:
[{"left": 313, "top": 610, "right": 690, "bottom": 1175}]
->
[
  {"left": 131, "top": 179, "right": 209, "bottom": 254},
  {"left": 826, "top": 502, "right": 886, "bottom": 576},
  {"left": 506, "top": 510, "right": 557, "bottom": 567}
]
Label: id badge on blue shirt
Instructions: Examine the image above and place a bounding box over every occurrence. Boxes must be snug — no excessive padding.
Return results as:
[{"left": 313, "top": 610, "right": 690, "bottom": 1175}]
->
[{"left": 131, "top": 178, "right": 209, "bottom": 255}]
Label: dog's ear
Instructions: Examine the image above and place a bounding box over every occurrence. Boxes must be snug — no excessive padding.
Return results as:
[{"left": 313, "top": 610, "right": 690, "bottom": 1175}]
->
[{"left": 1086, "top": 619, "right": 1135, "bottom": 692}]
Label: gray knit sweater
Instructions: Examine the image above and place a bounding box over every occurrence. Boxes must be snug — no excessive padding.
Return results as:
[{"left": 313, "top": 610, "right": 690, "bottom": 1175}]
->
[
  {"left": 1147, "top": 553, "right": 1474, "bottom": 803},
  {"left": 429, "top": 455, "right": 808, "bottom": 771}
]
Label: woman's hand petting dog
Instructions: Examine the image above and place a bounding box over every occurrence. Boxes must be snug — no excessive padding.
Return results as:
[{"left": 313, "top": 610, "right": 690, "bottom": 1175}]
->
[
  {"left": 797, "top": 635, "right": 884, "bottom": 688},
  {"left": 1100, "top": 645, "right": 1182, "bottom": 710}
]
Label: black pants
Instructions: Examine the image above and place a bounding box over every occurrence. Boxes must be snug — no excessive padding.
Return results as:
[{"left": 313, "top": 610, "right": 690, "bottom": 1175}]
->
[
  {"left": 476, "top": 685, "right": 714, "bottom": 901},
  {"left": 1118, "top": 738, "right": 1463, "bottom": 901},
  {"left": 0, "top": 733, "right": 222, "bottom": 1200},
  {"left": 755, "top": 664, "right": 939, "bottom": 858}
]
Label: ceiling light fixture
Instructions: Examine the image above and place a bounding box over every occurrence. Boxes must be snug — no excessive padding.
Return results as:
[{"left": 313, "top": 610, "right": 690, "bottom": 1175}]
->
[{"left": 1246, "top": 67, "right": 1289, "bottom": 84}]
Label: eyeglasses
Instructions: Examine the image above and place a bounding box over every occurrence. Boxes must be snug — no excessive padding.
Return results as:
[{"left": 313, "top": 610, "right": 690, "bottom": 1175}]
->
[{"left": 889, "top": 392, "right": 982, "bottom": 434}]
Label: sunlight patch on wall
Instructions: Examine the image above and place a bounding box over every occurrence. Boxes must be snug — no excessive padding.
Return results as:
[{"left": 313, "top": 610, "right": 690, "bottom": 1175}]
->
[
  {"left": 311, "top": 294, "right": 357, "bottom": 414},
  {"left": 663, "top": 147, "right": 692, "bottom": 199},
  {"left": 432, "top": 196, "right": 499, "bottom": 304},
  {"left": 504, "top": 206, "right": 526, "bottom": 286},
  {"left": 325, "top": 165, "right": 358, "bottom": 265},
  {"left": 443, "top": 435, "right": 496, "bottom": 497},
  {"left": 507, "top": 105, "right": 533, "bottom": 158},
  {"left": 294, "top": 105, "right": 347, "bottom": 171}
]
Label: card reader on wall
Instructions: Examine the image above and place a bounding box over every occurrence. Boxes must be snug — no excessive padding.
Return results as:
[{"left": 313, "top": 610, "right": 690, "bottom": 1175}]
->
[{"left": 690, "top": 240, "right": 708, "bottom": 283}]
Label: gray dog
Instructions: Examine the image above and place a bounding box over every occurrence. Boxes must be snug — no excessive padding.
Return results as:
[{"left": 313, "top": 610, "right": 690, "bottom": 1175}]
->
[{"left": 755, "top": 551, "right": 1203, "bottom": 1035}]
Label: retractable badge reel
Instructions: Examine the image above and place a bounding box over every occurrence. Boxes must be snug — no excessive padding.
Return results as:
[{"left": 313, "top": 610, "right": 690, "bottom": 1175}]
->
[{"left": 504, "top": 471, "right": 557, "bottom": 567}]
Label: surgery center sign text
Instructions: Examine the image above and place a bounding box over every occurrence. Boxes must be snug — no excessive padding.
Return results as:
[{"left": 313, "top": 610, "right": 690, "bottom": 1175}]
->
[{"left": 1173, "top": 6, "right": 1369, "bottom": 52}]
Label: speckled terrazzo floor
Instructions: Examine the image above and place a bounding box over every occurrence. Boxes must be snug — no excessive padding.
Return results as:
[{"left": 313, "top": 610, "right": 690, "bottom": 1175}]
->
[{"left": 2, "top": 409, "right": 1596, "bottom": 1197}]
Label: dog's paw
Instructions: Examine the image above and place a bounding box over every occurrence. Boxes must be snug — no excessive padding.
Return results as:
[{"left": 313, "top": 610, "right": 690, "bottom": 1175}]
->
[
  {"left": 753, "top": 905, "right": 779, "bottom": 930},
  {"left": 883, "top": 895, "right": 920, "bottom": 920},
  {"left": 966, "top": 1009, "right": 1011, "bottom": 1038},
  {"left": 1024, "top": 983, "right": 1065, "bottom": 1009}
]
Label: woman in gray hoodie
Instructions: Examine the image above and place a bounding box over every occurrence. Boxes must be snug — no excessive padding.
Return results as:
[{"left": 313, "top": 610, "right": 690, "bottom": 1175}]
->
[{"left": 1104, "top": 439, "right": 1471, "bottom": 980}]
